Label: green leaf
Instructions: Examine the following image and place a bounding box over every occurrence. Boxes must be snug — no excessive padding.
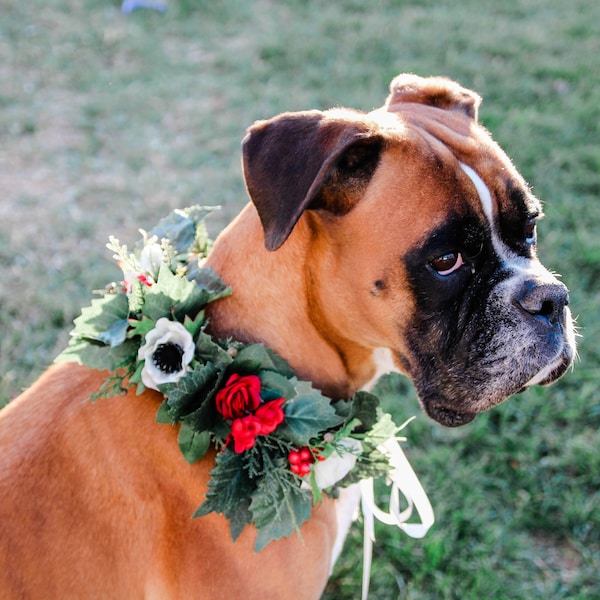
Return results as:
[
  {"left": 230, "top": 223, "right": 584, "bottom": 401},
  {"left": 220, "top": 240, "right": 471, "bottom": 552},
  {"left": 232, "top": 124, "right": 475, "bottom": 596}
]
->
[
  {"left": 277, "top": 381, "right": 344, "bottom": 446},
  {"left": 128, "top": 316, "right": 156, "bottom": 340},
  {"left": 183, "top": 311, "right": 205, "bottom": 339},
  {"left": 177, "top": 422, "right": 211, "bottom": 463},
  {"left": 156, "top": 401, "right": 174, "bottom": 424},
  {"left": 193, "top": 449, "right": 254, "bottom": 525},
  {"left": 142, "top": 264, "right": 202, "bottom": 322},
  {"left": 68, "top": 293, "right": 130, "bottom": 345},
  {"left": 96, "top": 318, "right": 129, "bottom": 347},
  {"left": 228, "top": 499, "right": 253, "bottom": 542},
  {"left": 55, "top": 338, "right": 138, "bottom": 372},
  {"left": 194, "top": 332, "right": 233, "bottom": 368},
  {"left": 250, "top": 471, "right": 313, "bottom": 551},
  {"left": 149, "top": 205, "right": 216, "bottom": 257},
  {"left": 231, "top": 344, "right": 293, "bottom": 376},
  {"left": 258, "top": 370, "right": 296, "bottom": 401},
  {"left": 364, "top": 411, "right": 398, "bottom": 447},
  {"left": 348, "top": 391, "right": 381, "bottom": 431},
  {"left": 187, "top": 265, "right": 232, "bottom": 303},
  {"left": 159, "top": 362, "right": 220, "bottom": 421}
]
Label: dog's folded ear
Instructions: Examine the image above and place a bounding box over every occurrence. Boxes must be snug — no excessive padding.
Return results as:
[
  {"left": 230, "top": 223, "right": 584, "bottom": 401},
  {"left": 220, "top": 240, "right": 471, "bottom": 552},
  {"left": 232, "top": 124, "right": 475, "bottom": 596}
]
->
[
  {"left": 242, "top": 110, "right": 383, "bottom": 251},
  {"left": 385, "top": 73, "right": 481, "bottom": 121}
]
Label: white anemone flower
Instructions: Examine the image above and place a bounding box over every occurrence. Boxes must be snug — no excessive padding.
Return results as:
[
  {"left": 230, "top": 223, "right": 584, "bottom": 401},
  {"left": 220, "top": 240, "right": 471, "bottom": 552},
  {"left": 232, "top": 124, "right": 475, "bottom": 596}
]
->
[
  {"left": 138, "top": 318, "right": 194, "bottom": 390},
  {"left": 313, "top": 437, "right": 363, "bottom": 490}
]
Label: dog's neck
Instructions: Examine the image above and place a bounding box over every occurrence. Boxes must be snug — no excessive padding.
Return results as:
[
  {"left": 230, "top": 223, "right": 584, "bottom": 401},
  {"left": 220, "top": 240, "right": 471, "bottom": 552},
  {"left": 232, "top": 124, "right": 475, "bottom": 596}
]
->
[{"left": 204, "top": 205, "right": 378, "bottom": 399}]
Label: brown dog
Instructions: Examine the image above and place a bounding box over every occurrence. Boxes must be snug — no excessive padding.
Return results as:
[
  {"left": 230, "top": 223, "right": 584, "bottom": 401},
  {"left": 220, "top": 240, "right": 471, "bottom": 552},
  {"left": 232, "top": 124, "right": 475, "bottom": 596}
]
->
[{"left": 0, "top": 74, "right": 575, "bottom": 599}]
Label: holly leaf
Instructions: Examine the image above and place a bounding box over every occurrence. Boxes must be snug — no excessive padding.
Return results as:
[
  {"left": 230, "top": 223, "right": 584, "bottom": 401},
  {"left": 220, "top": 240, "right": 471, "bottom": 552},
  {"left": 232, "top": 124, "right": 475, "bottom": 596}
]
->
[
  {"left": 128, "top": 316, "right": 156, "bottom": 340},
  {"left": 347, "top": 391, "right": 381, "bottom": 432},
  {"left": 187, "top": 265, "right": 232, "bottom": 303},
  {"left": 250, "top": 471, "right": 313, "bottom": 551},
  {"left": 277, "top": 381, "right": 344, "bottom": 446},
  {"left": 67, "top": 293, "right": 130, "bottom": 346},
  {"left": 258, "top": 370, "right": 296, "bottom": 401},
  {"left": 177, "top": 422, "right": 211, "bottom": 464},
  {"left": 142, "top": 264, "right": 202, "bottom": 322},
  {"left": 193, "top": 449, "right": 254, "bottom": 526},
  {"left": 183, "top": 311, "right": 205, "bottom": 339},
  {"left": 55, "top": 338, "right": 138, "bottom": 372},
  {"left": 195, "top": 332, "right": 233, "bottom": 368},
  {"left": 231, "top": 344, "right": 294, "bottom": 377},
  {"left": 159, "top": 362, "right": 219, "bottom": 421}
]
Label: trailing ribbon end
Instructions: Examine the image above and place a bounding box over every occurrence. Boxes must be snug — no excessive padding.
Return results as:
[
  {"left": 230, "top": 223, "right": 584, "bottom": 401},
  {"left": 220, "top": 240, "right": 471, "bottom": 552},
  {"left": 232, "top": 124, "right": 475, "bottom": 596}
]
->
[{"left": 359, "top": 437, "right": 435, "bottom": 600}]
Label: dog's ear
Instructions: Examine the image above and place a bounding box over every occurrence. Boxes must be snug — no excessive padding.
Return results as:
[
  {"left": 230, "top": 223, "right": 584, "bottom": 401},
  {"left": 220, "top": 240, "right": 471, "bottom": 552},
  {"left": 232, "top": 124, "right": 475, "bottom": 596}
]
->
[
  {"left": 385, "top": 73, "right": 481, "bottom": 121},
  {"left": 242, "top": 110, "right": 383, "bottom": 251}
]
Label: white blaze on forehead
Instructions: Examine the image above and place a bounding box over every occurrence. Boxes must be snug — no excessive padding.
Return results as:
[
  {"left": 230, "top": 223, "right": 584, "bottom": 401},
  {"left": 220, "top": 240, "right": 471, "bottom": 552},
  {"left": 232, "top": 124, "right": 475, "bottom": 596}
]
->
[
  {"left": 458, "top": 162, "right": 510, "bottom": 261},
  {"left": 459, "top": 163, "right": 494, "bottom": 222}
]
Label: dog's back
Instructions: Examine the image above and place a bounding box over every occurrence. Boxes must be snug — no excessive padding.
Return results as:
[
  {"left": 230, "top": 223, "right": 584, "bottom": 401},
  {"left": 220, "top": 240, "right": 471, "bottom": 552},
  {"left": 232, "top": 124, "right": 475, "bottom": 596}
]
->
[{"left": 0, "top": 363, "right": 336, "bottom": 599}]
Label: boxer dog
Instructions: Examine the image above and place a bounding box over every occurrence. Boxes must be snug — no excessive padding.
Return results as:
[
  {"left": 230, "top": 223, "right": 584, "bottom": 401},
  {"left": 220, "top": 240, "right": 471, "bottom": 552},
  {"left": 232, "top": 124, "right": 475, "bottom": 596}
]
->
[{"left": 0, "top": 74, "right": 575, "bottom": 599}]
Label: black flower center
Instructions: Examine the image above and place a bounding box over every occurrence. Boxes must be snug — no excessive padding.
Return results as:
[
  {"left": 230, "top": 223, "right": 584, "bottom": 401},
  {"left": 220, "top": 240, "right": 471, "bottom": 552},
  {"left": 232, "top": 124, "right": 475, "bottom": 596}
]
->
[{"left": 152, "top": 343, "right": 184, "bottom": 374}]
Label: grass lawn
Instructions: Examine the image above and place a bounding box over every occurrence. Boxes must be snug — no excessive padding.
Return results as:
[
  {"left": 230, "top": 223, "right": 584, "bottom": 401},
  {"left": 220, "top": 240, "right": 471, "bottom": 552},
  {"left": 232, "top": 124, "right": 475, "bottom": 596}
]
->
[{"left": 1, "top": 0, "right": 598, "bottom": 598}]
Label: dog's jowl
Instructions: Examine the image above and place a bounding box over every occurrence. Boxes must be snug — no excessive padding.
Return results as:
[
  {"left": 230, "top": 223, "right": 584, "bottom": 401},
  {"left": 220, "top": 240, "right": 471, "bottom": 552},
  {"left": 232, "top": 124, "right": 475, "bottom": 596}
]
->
[{"left": 0, "top": 74, "right": 575, "bottom": 599}]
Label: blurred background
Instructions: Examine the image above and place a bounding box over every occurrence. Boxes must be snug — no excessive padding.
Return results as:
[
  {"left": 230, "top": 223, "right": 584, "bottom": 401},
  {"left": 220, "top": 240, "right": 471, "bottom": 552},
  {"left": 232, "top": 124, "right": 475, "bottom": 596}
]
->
[{"left": 1, "top": 1, "right": 598, "bottom": 598}]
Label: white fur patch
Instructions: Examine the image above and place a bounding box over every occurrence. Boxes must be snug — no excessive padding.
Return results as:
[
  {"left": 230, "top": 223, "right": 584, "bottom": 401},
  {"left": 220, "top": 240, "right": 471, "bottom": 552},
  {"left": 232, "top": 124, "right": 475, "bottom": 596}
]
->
[{"left": 362, "top": 347, "right": 400, "bottom": 391}]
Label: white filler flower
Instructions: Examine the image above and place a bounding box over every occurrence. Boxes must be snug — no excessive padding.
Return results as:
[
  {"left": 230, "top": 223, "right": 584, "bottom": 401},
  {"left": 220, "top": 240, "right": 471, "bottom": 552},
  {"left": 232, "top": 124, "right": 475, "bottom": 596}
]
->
[
  {"left": 313, "top": 437, "right": 363, "bottom": 489},
  {"left": 138, "top": 318, "right": 194, "bottom": 390},
  {"left": 139, "top": 240, "right": 163, "bottom": 278}
]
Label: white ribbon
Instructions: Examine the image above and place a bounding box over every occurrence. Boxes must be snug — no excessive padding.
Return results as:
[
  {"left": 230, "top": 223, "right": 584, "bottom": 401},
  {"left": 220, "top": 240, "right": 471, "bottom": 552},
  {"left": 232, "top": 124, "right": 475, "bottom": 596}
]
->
[{"left": 359, "top": 437, "right": 435, "bottom": 600}]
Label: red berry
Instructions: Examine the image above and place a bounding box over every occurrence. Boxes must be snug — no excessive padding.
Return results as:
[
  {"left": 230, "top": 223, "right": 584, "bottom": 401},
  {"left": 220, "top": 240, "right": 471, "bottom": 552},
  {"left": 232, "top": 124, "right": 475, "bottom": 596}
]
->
[
  {"left": 288, "top": 451, "right": 301, "bottom": 465},
  {"left": 299, "top": 448, "right": 312, "bottom": 463},
  {"left": 299, "top": 463, "right": 311, "bottom": 476}
]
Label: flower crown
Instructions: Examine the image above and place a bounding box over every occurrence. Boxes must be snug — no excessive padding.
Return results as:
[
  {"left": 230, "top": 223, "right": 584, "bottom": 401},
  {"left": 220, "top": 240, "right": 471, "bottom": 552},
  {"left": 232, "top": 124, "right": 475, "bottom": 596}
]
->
[{"left": 56, "top": 207, "right": 416, "bottom": 551}]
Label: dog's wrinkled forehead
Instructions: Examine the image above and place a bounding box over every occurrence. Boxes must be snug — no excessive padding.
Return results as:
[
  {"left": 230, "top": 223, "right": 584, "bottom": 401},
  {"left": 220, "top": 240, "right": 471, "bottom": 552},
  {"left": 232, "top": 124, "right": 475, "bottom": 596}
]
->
[{"left": 382, "top": 74, "right": 543, "bottom": 248}]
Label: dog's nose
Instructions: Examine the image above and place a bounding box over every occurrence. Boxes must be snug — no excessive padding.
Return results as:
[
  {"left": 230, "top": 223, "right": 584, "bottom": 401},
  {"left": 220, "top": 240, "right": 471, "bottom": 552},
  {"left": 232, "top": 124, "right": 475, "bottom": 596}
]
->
[{"left": 516, "top": 280, "right": 569, "bottom": 326}]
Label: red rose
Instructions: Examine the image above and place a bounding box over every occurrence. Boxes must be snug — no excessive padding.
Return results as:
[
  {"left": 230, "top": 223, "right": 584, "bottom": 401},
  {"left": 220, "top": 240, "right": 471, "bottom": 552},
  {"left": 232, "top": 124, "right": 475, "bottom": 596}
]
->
[
  {"left": 215, "top": 374, "right": 261, "bottom": 420},
  {"left": 254, "top": 398, "right": 285, "bottom": 435},
  {"left": 231, "top": 416, "right": 263, "bottom": 453}
]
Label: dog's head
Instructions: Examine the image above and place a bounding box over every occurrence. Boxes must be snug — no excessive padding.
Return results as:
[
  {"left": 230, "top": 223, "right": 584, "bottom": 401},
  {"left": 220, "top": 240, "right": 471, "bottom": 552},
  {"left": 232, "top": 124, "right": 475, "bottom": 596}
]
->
[{"left": 241, "top": 74, "right": 576, "bottom": 426}]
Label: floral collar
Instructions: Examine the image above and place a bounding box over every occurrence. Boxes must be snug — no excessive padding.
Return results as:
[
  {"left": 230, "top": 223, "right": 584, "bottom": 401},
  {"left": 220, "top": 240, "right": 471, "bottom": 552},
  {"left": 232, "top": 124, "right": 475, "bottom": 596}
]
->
[{"left": 57, "top": 207, "right": 433, "bottom": 592}]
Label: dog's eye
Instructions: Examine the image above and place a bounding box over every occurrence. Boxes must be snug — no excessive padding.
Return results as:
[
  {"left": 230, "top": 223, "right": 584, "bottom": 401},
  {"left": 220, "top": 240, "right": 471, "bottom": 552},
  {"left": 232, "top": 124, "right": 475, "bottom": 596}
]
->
[
  {"left": 525, "top": 217, "right": 537, "bottom": 244},
  {"left": 430, "top": 252, "right": 464, "bottom": 276}
]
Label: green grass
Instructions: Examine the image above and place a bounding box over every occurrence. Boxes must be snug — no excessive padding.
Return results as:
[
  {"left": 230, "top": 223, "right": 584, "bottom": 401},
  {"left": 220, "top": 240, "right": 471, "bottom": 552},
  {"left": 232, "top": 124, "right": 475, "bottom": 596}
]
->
[{"left": 1, "top": 0, "right": 599, "bottom": 597}]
